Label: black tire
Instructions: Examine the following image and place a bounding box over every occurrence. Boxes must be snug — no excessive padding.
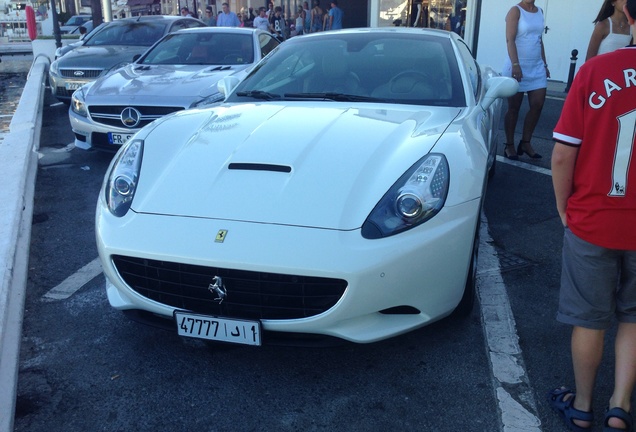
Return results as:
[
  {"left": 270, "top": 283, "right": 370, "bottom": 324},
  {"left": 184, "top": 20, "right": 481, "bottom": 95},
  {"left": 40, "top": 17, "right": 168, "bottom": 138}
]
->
[{"left": 488, "top": 156, "right": 496, "bottom": 180}]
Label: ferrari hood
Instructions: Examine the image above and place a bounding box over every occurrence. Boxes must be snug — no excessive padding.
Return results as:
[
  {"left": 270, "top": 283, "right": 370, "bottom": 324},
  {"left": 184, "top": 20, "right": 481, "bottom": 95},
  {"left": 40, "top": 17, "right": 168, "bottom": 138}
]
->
[
  {"left": 85, "top": 64, "right": 247, "bottom": 106},
  {"left": 132, "top": 103, "right": 462, "bottom": 230}
]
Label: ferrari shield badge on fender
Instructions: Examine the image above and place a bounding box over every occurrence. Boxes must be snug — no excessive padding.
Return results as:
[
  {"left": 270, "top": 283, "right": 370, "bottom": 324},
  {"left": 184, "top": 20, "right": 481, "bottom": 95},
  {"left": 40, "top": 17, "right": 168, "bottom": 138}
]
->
[{"left": 215, "top": 229, "right": 228, "bottom": 243}]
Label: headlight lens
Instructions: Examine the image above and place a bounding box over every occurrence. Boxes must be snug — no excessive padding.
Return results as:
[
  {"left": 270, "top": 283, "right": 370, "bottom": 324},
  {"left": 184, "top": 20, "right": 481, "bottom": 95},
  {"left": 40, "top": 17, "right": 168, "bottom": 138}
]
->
[
  {"left": 70, "top": 86, "right": 88, "bottom": 116},
  {"left": 105, "top": 139, "right": 143, "bottom": 217},
  {"left": 361, "top": 153, "right": 449, "bottom": 239}
]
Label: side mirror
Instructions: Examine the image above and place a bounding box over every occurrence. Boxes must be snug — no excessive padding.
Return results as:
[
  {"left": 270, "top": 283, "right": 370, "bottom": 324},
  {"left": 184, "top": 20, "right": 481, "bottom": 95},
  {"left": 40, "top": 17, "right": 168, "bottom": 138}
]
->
[
  {"left": 218, "top": 76, "right": 241, "bottom": 98},
  {"left": 132, "top": 54, "right": 142, "bottom": 62},
  {"left": 480, "top": 76, "right": 518, "bottom": 111}
]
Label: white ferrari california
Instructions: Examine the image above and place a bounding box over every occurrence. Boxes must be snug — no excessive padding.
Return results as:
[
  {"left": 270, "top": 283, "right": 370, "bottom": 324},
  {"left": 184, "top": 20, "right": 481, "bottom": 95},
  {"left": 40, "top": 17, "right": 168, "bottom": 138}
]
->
[{"left": 96, "top": 28, "right": 518, "bottom": 346}]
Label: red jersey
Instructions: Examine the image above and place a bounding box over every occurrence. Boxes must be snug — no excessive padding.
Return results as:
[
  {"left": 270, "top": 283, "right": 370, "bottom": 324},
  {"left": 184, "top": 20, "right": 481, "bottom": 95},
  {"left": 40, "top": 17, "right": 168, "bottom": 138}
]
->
[{"left": 553, "top": 46, "right": 636, "bottom": 250}]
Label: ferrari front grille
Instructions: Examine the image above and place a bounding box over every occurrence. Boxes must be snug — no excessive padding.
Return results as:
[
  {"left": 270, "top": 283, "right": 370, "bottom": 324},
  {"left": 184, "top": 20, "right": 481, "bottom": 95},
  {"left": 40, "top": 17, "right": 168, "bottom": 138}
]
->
[{"left": 112, "top": 255, "right": 348, "bottom": 320}]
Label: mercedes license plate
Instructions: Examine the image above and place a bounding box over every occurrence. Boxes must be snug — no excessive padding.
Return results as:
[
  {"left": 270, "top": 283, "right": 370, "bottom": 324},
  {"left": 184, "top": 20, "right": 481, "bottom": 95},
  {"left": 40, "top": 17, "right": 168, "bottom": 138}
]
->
[
  {"left": 108, "top": 132, "right": 133, "bottom": 145},
  {"left": 174, "top": 311, "right": 261, "bottom": 346}
]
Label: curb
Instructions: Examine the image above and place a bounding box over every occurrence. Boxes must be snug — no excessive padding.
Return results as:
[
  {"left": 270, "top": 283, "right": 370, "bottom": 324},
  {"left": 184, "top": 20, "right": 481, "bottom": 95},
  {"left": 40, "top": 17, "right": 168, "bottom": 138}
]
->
[{"left": 0, "top": 54, "right": 48, "bottom": 432}]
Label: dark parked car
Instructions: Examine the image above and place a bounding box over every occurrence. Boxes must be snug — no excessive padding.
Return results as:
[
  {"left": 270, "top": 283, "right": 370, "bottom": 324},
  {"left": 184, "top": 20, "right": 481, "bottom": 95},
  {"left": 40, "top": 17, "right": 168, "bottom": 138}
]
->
[{"left": 49, "top": 15, "right": 207, "bottom": 103}]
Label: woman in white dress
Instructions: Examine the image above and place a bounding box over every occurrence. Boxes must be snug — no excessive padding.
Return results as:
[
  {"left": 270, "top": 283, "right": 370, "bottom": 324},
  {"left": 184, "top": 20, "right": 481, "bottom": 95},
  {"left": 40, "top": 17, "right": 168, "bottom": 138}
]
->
[
  {"left": 502, "top": 0, "right": 550, "bottom": 160},
  {"left": 586, "top": 0, "right": 632, "bottom": 61}
]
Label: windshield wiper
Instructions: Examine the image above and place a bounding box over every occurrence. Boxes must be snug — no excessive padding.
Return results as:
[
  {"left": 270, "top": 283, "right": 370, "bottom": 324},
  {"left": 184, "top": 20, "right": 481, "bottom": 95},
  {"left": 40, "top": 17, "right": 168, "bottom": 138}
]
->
[
  {"left": 284, "top": 93, "right": 382, "bottom": 102},
  {"left": 235, "top": 90, "right": 281, "bottom": 100}
]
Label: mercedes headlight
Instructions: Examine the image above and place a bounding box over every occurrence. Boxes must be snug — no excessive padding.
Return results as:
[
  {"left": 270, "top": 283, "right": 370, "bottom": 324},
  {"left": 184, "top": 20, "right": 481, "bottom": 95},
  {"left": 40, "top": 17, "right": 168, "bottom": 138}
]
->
[
  {"left": 70, "top": 86, "right": 88, "bottom": 116},
  {"left": 361, "top": 153, "right": 449, "bottom": 239},
  {"left": 105, "top": 139, "right": 143, "bottom": 217}
]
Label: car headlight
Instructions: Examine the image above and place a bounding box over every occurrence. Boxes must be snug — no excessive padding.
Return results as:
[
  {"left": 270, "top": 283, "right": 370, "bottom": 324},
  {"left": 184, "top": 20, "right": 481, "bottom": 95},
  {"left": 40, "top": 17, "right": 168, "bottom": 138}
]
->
[
  {"left": 49, "top": 60, "right": 60, "bottom": 77},
  {"left": 105, "top": 139, "right": 143, "bottom": 217},
  {"left": 70, "top": 86, "right": 88, "bottom": 116},
  {"left": 361, "top": 153, "right": 449, "bottom": 239}
]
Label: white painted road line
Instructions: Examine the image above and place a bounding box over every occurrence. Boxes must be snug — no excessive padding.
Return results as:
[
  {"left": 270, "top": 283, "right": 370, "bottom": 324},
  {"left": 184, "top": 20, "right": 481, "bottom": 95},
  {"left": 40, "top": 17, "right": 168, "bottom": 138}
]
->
[
  {"left": 479, "top": 218, "right": 542, "bottom": 432},
  {"left": 496, "top": 155, "right": 553, "bottom": 176},
  {"left": 41, "top": 257, "right": 102, "bottom": 301}
]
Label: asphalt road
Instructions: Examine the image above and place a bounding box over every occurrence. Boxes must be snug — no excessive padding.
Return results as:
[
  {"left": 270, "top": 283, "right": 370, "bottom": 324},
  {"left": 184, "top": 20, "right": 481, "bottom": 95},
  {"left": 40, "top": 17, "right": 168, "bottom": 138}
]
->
[{"left": 12, "top": 84, "right": 625, "bottom": 431}]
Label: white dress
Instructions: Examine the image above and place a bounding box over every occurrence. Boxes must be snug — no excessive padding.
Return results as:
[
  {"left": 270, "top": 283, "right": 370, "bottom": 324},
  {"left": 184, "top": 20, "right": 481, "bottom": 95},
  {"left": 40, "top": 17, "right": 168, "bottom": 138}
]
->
[
  {"left": 598, "top": 18, "right": 633, "bottom": 55},
  {"left": 502, "top": 5, "right": 547, "bottom": 92}
]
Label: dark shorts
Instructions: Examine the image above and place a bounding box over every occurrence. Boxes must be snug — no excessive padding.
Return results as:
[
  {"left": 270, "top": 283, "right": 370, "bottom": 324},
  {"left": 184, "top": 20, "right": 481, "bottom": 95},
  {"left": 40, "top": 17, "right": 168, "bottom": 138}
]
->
[{"left": 557, "top": 228, "right": 636, "bottom": 330}]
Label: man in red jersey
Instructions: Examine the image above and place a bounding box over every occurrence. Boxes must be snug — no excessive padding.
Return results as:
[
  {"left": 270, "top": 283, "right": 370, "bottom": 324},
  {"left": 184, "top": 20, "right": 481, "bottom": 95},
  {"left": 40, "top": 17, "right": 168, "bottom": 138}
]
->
[{"left": 547, "top": 1, "right": 636, "bottom": 431}]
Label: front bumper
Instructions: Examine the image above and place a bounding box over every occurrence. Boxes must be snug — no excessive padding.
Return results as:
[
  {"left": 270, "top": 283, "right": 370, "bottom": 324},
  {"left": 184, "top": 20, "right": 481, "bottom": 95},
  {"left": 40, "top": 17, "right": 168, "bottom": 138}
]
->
[
  {"left": 49, "top": 73, "right": 94, "bottom": 103},
  {"left": 70, "top": 108, "right": 141, "bottom": 151},
  {"left": 97, "top": 200, "right": 480, "bottom": 344}
]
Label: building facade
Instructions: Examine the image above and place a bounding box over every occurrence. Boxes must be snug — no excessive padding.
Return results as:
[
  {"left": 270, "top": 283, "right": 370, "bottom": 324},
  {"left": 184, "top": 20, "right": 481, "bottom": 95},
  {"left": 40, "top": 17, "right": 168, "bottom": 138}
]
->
[{"left": 94, "top": 0, "right": 597, "bottom": 82}]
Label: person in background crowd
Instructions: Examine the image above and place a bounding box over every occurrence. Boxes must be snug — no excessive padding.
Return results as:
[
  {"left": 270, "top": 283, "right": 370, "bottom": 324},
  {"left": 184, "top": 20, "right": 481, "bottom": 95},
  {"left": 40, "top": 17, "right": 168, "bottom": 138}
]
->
[
  {"left": 78, "top": 25, "right": 88, "bottom": 39},
  {"left": 586, "top": 0, "right": 632, "bottom": 60},
  {"left": 295, "top": 6, "right": 305, "bottom": 35},
  {"left": 253, "top": 7, "right": 270, "bottom": 30},
  {"left": 328, "top": 0, "right": 343, "bottom": 29},
  {"left": 548, "top": 1, "right": 636, "bottom": 430},
  {"left": 237, "top": 8, "right": 246, "bottom": 27},
  {"left": 502, "top": 0, "right": 549, "bottom": 160},
  {"left": 445, "top": 5, "right": 465, "bottom": 37},
  {"left": 270, "top": 6, "right": 286, "bottom": 39},
  {"left": 180, "top": 6, "right": 193, "bottom": 17},
  {"left": 303, "top": 1, "right": 311, "bottom": 33},
  {"left": 322, "top": 3, "right": 330, "bottom": 30},
  {"left": 244, "top": 7, "right": 255, "bottom": 27},
  {"left": 205, "top": 6, "right": 216, "bottom": 26},
  {"left": 217, "top": 2, "right": 241, "bottom": 26},
  {"left": 266, "top": 2, "right": 274, "bottom": 20},
  {"left": 310, "top": 0, "right": 323, "bottom": 32}
]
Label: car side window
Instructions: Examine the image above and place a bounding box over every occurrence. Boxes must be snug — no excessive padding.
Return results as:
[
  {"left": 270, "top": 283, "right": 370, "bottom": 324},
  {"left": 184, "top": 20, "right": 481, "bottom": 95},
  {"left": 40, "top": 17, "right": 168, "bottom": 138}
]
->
[
  {"left": 455, "top": 40, "right": 480, "bottom": 99},
  {"left": 259, "top": 34, "right": 279, "bottom": 58},
  {"left": 171, "top": 21, "right": 189, "bottom": 32}
]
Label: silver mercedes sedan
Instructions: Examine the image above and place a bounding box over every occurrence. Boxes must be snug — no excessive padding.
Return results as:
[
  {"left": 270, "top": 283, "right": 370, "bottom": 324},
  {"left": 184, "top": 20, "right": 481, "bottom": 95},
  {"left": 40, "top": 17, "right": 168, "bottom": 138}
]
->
[{"left": 69, "top": 27, "right": 280, "bottom": 151}]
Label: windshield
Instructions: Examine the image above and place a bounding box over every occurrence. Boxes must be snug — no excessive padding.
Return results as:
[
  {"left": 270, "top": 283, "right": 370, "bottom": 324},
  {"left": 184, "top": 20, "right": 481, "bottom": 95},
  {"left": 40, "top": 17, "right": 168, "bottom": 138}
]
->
[
  {"left": 227, "top": 32, "right": 466, "bottom": 107},
  {"left": 140, "top": 32, "right": 255, "bottom": 65},
  {"left": 65, "top": 16, "right": 89, "bottom": 26},
  {"left": 85, "top": 21, "right": 167, "bottom": 47}
]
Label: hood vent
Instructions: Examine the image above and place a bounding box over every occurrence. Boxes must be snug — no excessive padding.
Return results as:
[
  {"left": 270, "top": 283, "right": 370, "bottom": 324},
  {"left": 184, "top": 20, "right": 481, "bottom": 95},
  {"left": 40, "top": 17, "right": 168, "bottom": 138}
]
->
[
  {"left": 209, "top": 66, "right": 232, "bottom": 72},
  {"left": 228, "top": 163, "right": 292, "bottom": 173}
]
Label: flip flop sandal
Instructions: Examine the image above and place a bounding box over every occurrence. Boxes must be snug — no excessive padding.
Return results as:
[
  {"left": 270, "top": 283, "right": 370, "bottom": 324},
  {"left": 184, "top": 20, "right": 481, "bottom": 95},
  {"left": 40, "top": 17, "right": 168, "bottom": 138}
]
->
[
  {"left": 547, "top": 387, "right": 594, "bottom": 432},
  {"left": 604, "top": 407, "right": 633, "bottom": 432}
]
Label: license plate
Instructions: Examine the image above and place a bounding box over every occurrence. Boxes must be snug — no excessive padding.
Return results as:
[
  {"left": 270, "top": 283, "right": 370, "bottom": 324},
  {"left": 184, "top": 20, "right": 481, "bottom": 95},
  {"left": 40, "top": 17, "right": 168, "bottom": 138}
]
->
[
  {"left": 174, "top": 311, "right": 261, "bottom": 346},
  {"left": 65, "top": 81, "right": 83, "bottom": 91},
  {"left": 108, "top": 132, "right": 133, "bottom": 145}
]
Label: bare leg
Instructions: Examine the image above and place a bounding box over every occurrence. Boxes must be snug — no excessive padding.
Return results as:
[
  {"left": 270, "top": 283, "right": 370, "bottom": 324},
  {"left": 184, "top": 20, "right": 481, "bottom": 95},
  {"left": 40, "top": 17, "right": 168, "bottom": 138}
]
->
[
  {"left": 504, "top": 92, "right": 524, "bottom": 144},
  {"left": 571, "top": 325, "right": 605, "bottom": 428},
  {"left": 504, "top": 92, "right": 524, "bottom": 157},
  {"left": 607, "top": 322, "right": 636, "bottom": 428},
  {"left": 519, "top": 88, "right": 547, "bottom": 155}
]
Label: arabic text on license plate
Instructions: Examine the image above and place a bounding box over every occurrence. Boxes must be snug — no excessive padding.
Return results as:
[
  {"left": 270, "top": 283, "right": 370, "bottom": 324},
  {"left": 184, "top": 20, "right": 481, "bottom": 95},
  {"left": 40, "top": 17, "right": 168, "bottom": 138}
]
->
[
  {"left": 174, "top": 311, "right": 261, "bottom": 346},
  {"left": 108, "top": 132, "right": 133, "bottom": 145},
  {"left": 65, "top": 82, "right": 83, "bottom": 91}
]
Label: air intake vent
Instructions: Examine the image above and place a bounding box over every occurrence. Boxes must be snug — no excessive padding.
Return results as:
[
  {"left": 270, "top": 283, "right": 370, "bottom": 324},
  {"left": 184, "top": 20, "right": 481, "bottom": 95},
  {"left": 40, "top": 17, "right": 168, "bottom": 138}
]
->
[{"left": 228, "top": 163, "right": 292, "bottom": 173}]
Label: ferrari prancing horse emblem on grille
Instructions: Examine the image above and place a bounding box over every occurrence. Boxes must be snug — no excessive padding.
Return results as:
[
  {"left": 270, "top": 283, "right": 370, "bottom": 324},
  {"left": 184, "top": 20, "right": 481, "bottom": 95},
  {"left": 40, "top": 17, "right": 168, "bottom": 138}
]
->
[
  {"left": 208, "top": 276, "right": 227, "bottom": 304},
  {"left": 215, "top": 229, "right": 228, "bottom": 243}
]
